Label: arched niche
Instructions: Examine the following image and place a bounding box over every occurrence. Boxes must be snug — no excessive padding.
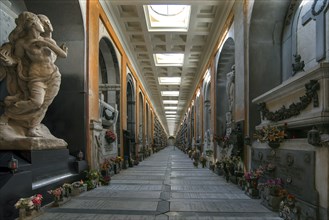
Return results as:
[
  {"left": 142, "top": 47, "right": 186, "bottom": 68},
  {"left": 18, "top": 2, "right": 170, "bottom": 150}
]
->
[
  {"left": 146, "top": 102, "right": 150, "bottom": 146},
  {"left": 203, "top": 77, "right": 211, "bottom": 147},
  {"left": 190, "top": 104, "right": 195, "bottom": 146},
  {"left": 195, "top": 94, "right": 201, "bottom": 145},
  {"left": 98, "top": 37, "right": 120, "bottom": 144},
  {"left": 126, "top": 73, "right": 136, "bottom": 155},
  {"left": 215, "top": 37, "right": 235, "bottom": 138},
  {"left": 248, "top": 0, "right": 290, "bottom": 132},
  {"left": 24, "top": 0, "right": 86, "bottom": 155},
  {"left": 138, "top": 92, "right": 144, "bottom": 147}
]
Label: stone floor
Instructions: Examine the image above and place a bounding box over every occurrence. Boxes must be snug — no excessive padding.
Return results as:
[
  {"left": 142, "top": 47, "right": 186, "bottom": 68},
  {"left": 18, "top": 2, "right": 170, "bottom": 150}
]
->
[{"left": 35, "top": 146, "right": 281, "bottom": 220}]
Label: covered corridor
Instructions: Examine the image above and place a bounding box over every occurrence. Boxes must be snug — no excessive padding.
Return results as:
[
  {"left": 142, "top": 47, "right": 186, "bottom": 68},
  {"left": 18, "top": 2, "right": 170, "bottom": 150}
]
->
[{"left": 36, "top": 147, "right": 280, "bottom": 220}]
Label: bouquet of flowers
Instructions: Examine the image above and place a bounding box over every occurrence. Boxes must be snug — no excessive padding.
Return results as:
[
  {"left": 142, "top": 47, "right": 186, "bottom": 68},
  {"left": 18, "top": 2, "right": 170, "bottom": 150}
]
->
[
  {"left": 15, "top": 197, "right": 34, "bottom": 210},
  {"left": 48, "top": 187, "right": 63, "bottom": 201},
  {"left": 254, "top": 125, "right": 286, "bottom": 143},
  {"left": 105, "top": 130, "right": 116, "bottom": 144},
  {"left": 31, "top": 194, "right": 43, "bottom": 210},
  {"left": 62, "top": 183, "right": 73, "bottom": 197}
]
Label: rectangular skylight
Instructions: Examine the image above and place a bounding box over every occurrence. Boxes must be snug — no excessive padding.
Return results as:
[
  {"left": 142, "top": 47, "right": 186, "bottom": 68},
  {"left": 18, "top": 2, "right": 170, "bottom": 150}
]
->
[
  {"left": 159, "top": 77, "right": 181, "bottom": 85},
  {"left": 166, "top": 115, "right": 176, "bottom": 118},
  {"left": 163, "top": 100, "right": 179, "bottom": 104},
  {"left": 164, "top": 106, "right": 178, "bottom": 110},
  {"left": 144, "top": 5, "right": 191, "bottom": 32},
  {"left": 154, "top": 54, "right": 184, "bottom": 66},
  {"left": 165, "top": 111, "right": 177, "bottom": 114},
  {"left": 161, "top": 91, "right": 179, "bottom": 96}
]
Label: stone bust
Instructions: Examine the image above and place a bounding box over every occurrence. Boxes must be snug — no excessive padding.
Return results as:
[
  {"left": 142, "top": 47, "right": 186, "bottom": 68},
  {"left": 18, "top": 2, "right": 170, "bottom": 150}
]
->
[{"left": 0, "top": 11, "right": 68, "bottom": 149}]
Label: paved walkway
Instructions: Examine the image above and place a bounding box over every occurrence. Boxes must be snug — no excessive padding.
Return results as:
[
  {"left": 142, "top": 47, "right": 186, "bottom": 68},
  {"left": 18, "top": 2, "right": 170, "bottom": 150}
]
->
[{"left": 36, "top": 146, "right": 280, "bottom": 220}]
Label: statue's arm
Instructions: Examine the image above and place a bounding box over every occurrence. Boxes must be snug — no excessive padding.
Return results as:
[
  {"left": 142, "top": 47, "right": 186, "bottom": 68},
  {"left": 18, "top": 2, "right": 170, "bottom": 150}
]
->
[{"left": 36, "top": 39, "right": 68, "bottom": 58}]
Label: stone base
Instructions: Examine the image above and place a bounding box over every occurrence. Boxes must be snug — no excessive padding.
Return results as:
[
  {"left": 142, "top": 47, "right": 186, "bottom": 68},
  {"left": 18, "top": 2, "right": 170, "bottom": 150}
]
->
[{"left": 0, "top": 122, "right": 67, "bottom": 150}]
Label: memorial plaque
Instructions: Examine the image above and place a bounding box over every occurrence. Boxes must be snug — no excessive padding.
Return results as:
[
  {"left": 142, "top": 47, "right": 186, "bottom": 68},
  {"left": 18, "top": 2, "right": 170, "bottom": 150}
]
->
[{"left": 251, "top": 148, "right": 318, "bottom": 205}]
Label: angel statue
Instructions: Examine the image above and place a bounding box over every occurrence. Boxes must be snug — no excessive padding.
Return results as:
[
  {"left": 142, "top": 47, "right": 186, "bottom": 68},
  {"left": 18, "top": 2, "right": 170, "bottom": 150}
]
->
[{"left": 0, "top": 11, "right": 68, "bottom": 149}]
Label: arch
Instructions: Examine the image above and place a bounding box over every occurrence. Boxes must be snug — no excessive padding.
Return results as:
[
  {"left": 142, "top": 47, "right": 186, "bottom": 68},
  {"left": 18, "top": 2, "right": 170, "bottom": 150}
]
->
[
  {"left": 215, "top": 37, "right": 235, "bottom": 138},
  {"left": 146, "top": 102, "right": 150, "bottom": 146},
  {"left": 203, "top": 77, "right": 211, "bottom": 152},
  {"left": 195, "top": 94, "right": 201, "bottom": 146},
  {"left": 248, "top": 0, "right": 290, "bottom": 132},
  {"left": 138, "top": 91, "right": 144, "bottom": 150},
  {"left": 126, "top": 73, "right": 136, "bottom": 156},
  {"left": 98, "top": 37, "right": 121, "bottom": 144},
  {"left": 24, "top": 0, "right": 86, "bottom": 155}
]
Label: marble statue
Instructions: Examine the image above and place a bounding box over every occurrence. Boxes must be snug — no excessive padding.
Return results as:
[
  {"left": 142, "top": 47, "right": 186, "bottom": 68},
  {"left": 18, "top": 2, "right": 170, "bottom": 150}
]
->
[
  {"left": 0, "top": 11, "right": 68, "bottom": 149},
  {"left": 226, "top": 65, "right": 235, "bottom": 112}
]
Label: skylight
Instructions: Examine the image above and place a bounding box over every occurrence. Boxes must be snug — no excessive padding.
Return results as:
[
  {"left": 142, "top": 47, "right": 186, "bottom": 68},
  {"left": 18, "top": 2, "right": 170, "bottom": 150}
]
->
[
  {"left": 165, "top": 111, "right": 177, "bottom": 114},
  {"left": 163, "top": 100, "right": 179, "bottom": 104},
  {"left": 164, "top": 106, "right": 178, "bottom": 110},
  {"left": 161, "top": 91, "right": 179, "bottom": 96},
  {"left": 154, "top": 54, "right": 184, "bottom": 66},
  {"left": 159, "top": 77, "right": 181, "bottom": 85},
  {"left": 144, "top": 5, "right": 191, "bottom": 32}
]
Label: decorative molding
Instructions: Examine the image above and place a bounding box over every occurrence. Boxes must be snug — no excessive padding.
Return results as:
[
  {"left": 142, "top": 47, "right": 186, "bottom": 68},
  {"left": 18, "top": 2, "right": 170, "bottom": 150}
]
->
[
  {"left": 311, "top": 0, "right": 327, "bottom": 16},
  {"left": 292, "top": 54, "right": 305, "bottom": 76},
  {"left": 257, "top": 80, "right": 320, "bottom": 122}
]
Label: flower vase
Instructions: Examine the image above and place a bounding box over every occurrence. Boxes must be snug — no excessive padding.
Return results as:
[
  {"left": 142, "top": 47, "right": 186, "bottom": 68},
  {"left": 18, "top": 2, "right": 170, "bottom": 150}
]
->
[
  {"left": 53, "top": 197, "right": 60, "bottom": 207},
  {"left": 267, "top": 141, "right": 280, "bottom": 149},
  {"left": 19, "top": 208, "right": 26, "bottom": 219},
  {"left": 35, "top": 204, "right": 41, "bottom": 212},
  {"left": 25, "top": 208, "right": 32, "bottom": 216}
]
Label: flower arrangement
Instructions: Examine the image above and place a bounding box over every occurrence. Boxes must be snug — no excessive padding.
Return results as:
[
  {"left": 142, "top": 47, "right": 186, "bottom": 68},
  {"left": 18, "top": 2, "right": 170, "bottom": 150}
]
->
[
  {"left": 15, "top": 197, "right": 34, "bottom": 210},
  {"left": 205, "top": 149, "right": 213, "bottom": 157},
  {"left": 48, "top": 187, "right": 63, "bottom": 201},
  {"left": 244, "top": 167, "right": 264, "bottom": 181},
  {"left": 85, "top": 169, "right": 101, "bottom": 189},
  {"left": 200, "top": 156, "right": 207, "bottom": 168},
  {"left": 115, "top": 156, "right": 122, "bottom": 164},
  {"left": 30, "top": 194, "right": 43, "bottom": 211},
  {"left": 254, "top": 125, "right": 286, "bottom": 143},
  {"left": 105, "top": 130, "right": 116, "bottom": 144},
  {"left": 62, "top": 183, "right": 73, "bottom": 197},
  {"left": 72, "top": 180, "right": 84, "bottom": 189},
  {"left": 100, "top": 158, "right": 112, "bottom": 171}
]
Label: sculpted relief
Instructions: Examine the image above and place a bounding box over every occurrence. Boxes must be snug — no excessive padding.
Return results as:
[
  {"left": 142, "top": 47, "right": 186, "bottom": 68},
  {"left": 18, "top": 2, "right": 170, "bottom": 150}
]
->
[{"left": 0, "top": 11, "right": 68, "bottom": 149}]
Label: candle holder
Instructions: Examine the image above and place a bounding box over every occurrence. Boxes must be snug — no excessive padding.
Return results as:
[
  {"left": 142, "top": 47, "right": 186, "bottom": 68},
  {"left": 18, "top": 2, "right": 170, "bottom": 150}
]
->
[{"left": 8, "top": 156, "right": 18, "bottom": 173}]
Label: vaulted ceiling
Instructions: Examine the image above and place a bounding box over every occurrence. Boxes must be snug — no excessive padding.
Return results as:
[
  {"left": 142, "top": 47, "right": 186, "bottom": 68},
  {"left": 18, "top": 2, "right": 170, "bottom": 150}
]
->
[{"left": 104, "top": 0, "right": 234, "bottom": 135}]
